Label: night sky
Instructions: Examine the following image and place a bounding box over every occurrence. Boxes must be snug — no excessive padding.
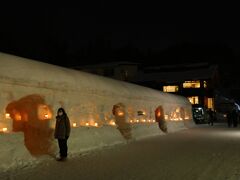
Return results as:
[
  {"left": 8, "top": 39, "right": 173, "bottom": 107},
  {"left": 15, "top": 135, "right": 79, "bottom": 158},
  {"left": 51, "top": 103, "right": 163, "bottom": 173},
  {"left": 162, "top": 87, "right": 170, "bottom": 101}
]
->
[{"left": 0, "top": 6, "right": 239, "bottom": 68}]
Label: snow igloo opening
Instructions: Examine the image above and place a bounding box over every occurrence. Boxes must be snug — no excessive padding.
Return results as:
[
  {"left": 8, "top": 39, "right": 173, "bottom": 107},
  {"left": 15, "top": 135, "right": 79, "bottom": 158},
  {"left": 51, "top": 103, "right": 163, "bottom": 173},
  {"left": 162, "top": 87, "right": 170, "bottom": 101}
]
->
[
  {"left": 5, "top": 94, "right": 55, "bottom": 156},
  {"left": 112, "top": 103, "right": 132, "bottom": 140}
]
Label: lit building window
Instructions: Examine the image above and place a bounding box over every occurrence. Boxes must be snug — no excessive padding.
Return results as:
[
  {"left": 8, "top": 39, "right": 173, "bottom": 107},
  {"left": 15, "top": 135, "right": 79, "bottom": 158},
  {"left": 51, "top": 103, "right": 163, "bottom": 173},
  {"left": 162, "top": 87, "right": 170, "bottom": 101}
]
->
[
  {"left": 204, "top": 81, "right": 207, "bottom": 88},
  {"left": 163, "top": 86, "right": 179, "bottom": 92},
  {"left": 183, "top": 81, "right": 200, "bottom": 88},
  {"left": 188, "top": 96, "right": 199, "bottom": 104},
  {"left": 207, "top": 98, "right": 213, "bottom": 109}
]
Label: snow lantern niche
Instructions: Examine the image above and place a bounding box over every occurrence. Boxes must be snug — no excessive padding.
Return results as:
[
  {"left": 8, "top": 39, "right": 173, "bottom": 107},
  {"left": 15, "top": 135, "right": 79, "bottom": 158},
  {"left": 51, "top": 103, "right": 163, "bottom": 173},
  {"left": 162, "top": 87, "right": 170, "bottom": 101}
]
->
[
  {"left": 112, "top": 103, "right": 132, "bottom": 140},
  {"left": 155, "top": 106, "right": 167, "bottom": 133},
  {"left": 5, "top": 94, "right": 55, "bottom": 156},
  {"left": 170, "top": 107, "right": 185, "bottom": 121}
]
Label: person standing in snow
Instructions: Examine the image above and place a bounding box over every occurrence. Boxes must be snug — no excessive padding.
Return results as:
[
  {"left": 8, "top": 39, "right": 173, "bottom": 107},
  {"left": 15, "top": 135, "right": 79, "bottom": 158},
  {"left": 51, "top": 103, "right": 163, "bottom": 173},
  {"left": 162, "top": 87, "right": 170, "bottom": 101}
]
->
[{"left": 54, "top": 107, "right": 71, "bottom": 161}]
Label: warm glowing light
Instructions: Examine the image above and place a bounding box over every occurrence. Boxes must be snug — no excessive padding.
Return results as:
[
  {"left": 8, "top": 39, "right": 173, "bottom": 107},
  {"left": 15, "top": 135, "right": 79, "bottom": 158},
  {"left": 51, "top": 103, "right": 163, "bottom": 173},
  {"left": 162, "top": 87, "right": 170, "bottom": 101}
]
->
[
  {"left": 183, "top": 81, "right": 200, "bottom": 88},
  {"left": 185, "top": 116, "right": 189, "bottom": 120},
  {"left": 86, "top": 123, "right": 89, "bottom": 126},
  {"left": 5, "top": 113, "right": 10, "bottom": 119},
  {"left": 15, "top": 113, "right": 22, "bottom": 121},
  {"left": 2, "top": 128, "right": 7, "bottom": 132},
  {"left": 136, "top": 120, "right": 139, "bottom": 123},
  {"left": 164, "top": 115, "right": 168, "bottom": 120},
  {"left": 188, "top": 96, "right": 199, "bottom": 104},
  {"left": 207, "top": 98, "right": 213, "bottom": 109},
  {"left": 109, "top": 120, "right": 116, "bottom": 126},
  {"left": 118, "top": 111, "right": 124, "bottom": 116},
  {"left": 143, "top": 119, "right": 146, "bottom": 122},
  {"left": 94, "top": 123, "right": 98, "bottom": 127},
  {"left": 130, "top": 120, "right": 133, "bottom": 123},
  {"left": 38, "top": 104, "right": 52, "bottom": 120},
  {"left": 152, "top": 120, "right": 156, "bottom": 122},
  {"left": 163, "top": 85, "right": 179, "bottom": 92},
  {"left": 73, "top": 123, "right": 77, "bottom": 127},
  {"left": 148, "top": 120, "right": 151, "bottom": 122}
]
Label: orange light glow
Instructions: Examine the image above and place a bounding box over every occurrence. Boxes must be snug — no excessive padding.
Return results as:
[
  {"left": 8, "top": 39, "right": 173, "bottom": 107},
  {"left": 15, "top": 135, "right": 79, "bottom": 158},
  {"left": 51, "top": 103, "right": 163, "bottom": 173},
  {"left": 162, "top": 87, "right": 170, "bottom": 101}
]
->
[
  {"left": 118, "top": 111, "right": 124, "bottom": 116},
  {"left": 15, "top": 113, "right": 22, "bottom": 121},
  {"left": 136, "top": 120, "right": 139, "bottom": 123},
  {"left": 152, "top": 120, "right": 156, "bottom": 123},
  {"left": 2, "top": 128, "right": 7, "bottom": 132},
  {"left": 86, "top": 122, "right": 89, "bottom": 126},
  {"left": 156, "top": 111, "right": 161, "bottom": 117},
  {"left": 5, "top": 113, "right": 10, "bottom": 119},
  {"left": 94, "top": 122, "right": 98, "bottom": 127},
  {"left": 148, "top": 120, "right": 151, "bottom": 122},
  {"left": 38, "top": 104, "right": 52, "bottom": 120},
  {"left": 111, "top": 121, "right": 116, "bottom": 126},
  {"left": 73, "top": 123, "right": 77, "bottom": 127}
]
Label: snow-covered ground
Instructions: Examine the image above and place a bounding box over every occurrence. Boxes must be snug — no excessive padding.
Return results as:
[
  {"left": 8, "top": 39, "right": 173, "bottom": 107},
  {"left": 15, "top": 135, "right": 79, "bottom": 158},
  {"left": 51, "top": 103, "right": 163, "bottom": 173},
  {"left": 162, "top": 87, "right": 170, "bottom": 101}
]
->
[
  {"left": 1, "top": 123, "right": 240, "bottom": 180},
  {"left": 0, "top": 121, "right": 188, "bottom": 172}
]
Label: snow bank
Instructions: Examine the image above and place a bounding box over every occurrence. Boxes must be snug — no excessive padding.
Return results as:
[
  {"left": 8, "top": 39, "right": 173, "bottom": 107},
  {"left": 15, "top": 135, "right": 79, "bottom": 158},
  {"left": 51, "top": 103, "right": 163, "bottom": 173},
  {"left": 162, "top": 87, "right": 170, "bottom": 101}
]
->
[
  {"left": 0, "top": 132, "right": 35, "bottom": 172},
  {"left": 0, "top": 52, "right": 195, "bottom": 171},
  {"left": 0, "top": 121, "right": 193, "bottom": 171}
]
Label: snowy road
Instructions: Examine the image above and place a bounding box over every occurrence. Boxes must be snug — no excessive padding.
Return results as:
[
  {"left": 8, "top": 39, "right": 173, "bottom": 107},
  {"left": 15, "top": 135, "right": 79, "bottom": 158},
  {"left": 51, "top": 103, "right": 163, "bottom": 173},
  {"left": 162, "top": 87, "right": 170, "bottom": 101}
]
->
[{"left": 2, "top": 123, "right": 240, "bottom": 180}]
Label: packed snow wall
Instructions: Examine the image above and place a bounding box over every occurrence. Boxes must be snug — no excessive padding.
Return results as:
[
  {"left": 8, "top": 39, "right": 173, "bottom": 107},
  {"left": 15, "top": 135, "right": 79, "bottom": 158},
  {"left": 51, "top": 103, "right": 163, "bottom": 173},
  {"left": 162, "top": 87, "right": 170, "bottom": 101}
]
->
[{"left": 0, "top": 52, "right": 194, "bottom": 170}]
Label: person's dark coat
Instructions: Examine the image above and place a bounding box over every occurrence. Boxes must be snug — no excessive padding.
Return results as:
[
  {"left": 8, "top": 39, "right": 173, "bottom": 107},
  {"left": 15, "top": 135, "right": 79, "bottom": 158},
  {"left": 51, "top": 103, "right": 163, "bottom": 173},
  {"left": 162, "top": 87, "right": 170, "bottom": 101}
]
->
[{"left": 54, "top": 114, "right": 71, "bottom": 139}]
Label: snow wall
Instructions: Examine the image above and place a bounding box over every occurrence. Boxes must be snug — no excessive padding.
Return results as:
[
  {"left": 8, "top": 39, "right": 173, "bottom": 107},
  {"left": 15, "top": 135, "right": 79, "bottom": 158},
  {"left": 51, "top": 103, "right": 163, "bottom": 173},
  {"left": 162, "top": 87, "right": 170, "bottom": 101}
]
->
[{"left": 0, "top": 52, "right": 195, "bottom": 171}]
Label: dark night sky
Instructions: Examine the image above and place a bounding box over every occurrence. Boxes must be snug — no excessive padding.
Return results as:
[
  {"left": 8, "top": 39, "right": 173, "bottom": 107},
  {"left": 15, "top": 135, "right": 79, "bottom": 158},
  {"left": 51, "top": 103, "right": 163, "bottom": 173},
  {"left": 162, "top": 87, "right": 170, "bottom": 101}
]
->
[{"left": 0, "top": 6, "right": 240, "bottom": 67}]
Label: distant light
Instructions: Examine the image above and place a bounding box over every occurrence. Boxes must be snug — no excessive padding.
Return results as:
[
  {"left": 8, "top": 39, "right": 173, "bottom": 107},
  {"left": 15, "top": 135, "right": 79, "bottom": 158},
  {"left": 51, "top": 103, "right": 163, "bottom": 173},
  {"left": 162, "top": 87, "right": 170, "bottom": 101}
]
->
[
  {"left": 153, "top": 120, "right": 156, "bottom": 123},
  {"left": 94, "top": 122, "right": 98, "bottom": 127},
  {"left": 143, "top": 119, "right": 146, "bottom": 122},
  {"left": 2, "top": 128, "right": 7, "bottom": 132},
  {"left": 136, "top": 120, "right": 139, "bottom": 123},
  {"left": 44, "top": 114, "right": 49, "bottom": 118},
  {"left": 5, "top": 113, "right": 10, "bottom": 119},
  {"left": 130, "top": 120, "right": 133, "bottom": 123},
  {"left": 73, "top": 123, "right": 77, "bottom": 127},
  {"left": 148, "top": 120, "right": 151, "bottom": 122},
  {"left": 86, "top": 123, "right": 89, "bottom": 126}
]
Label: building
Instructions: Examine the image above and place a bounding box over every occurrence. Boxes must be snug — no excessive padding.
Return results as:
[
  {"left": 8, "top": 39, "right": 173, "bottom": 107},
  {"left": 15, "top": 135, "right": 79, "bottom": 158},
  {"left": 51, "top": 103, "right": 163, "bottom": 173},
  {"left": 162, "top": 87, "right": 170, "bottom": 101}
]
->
[
  {"left": 134, "top": 62, "right": 219, "bottom": 110},
  {"left": 72, "top": 61, "right": 139, "bottom": 81},
  {"left": 73, "top": 61, "right": 238, "bottom": 114}
]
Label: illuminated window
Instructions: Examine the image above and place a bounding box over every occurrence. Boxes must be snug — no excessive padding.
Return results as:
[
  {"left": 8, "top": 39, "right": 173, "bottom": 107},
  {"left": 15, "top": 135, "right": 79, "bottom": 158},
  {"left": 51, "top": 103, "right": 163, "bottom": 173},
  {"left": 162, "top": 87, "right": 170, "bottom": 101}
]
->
[
  {"left": 163, "top": 86, "right": 179, "bottom": 92},
  {"left": 204, "top": 81, "right": 207, "bottom": 88},
  {"left": 188, "top": 96, "right": 199, "bottom": 104},
  {"left": 183, "top": 81, "right": 200, "bottom": 88},
  {"left": 207, "top": 98, "right": 213, "bottom": 109}
]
